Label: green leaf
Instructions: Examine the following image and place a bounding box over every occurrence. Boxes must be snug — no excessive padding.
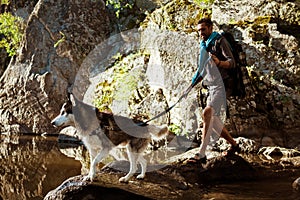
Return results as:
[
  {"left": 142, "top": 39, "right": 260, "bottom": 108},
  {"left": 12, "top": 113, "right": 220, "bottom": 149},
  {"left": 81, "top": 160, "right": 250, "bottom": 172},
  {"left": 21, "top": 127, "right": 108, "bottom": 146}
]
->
[{"left": 0, "top": 12, "right": 24, "bottom": 56}]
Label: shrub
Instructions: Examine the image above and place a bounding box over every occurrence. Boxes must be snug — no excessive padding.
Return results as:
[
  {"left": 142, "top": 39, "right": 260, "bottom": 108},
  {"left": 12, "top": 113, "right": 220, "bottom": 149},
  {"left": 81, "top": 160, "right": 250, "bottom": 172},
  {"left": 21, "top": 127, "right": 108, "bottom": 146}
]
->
[{"left": 0, "top": 12, "right": 24, "bottom": 56}]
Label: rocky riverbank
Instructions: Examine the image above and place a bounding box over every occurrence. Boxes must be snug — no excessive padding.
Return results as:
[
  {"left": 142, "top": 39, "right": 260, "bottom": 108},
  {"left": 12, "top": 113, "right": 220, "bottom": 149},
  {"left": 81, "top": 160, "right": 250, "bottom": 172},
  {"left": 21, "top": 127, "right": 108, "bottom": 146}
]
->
[
  {"left": 0, "top": 1, "right": 299, "bottom": 198},
  {"left": 44, "top": 144, "right": 300, "bottom": 200}
]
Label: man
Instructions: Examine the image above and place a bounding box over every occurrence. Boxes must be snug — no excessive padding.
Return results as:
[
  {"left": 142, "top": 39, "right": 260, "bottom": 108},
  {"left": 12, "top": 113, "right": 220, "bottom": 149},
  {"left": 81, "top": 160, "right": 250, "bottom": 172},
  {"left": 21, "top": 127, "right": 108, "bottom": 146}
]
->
[{"left": 188, "top": 18, "right": 240, "bottom": 164}]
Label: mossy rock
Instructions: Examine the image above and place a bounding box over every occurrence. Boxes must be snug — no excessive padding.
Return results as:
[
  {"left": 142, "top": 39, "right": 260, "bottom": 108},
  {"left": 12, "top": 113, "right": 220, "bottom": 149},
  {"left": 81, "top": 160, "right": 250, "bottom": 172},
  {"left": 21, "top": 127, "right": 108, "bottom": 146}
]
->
[{"left": 141, "top": 0, "right": 212, "bottom": 32}]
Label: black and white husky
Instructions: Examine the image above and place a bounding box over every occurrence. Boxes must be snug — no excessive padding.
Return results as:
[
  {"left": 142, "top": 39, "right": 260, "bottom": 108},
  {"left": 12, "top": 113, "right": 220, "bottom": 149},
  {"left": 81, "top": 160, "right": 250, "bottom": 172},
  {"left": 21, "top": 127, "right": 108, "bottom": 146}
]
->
[{"left": 51, "top": 94, "right": 168, "bottom": 183}]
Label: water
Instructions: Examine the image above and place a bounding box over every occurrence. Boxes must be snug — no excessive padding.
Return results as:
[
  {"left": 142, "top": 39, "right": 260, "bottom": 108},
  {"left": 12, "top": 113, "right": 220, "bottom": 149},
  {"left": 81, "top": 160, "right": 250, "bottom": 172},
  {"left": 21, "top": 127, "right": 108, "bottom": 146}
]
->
[
  {"left": 0, "top": 134, "right": 299, "bottom": 200},
  {"left": 0, "top": 134, "right": 81, "bottom": 200},
  {"left": 203, "top": 177, "right": 300, "bottom": 200}
]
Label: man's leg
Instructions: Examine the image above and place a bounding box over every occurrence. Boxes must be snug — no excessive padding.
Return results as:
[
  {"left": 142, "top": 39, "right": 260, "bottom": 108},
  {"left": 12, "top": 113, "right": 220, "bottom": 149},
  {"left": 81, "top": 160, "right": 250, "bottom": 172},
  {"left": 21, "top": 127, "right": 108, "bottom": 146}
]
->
[
  {"left": 188, "top": 106, "right": 214, "bottom": 163},
  {"left": 198, "top": 106, "right": 214, "bottom": 158},
  {"left": 213, "top": 116, "right": 237, "bottom": 146},
  {"left": 220, "top": 127, "right": 237, "bottom": 146},
  {"left": 212, "top": 116, "right": 240, "bottom": 154}
]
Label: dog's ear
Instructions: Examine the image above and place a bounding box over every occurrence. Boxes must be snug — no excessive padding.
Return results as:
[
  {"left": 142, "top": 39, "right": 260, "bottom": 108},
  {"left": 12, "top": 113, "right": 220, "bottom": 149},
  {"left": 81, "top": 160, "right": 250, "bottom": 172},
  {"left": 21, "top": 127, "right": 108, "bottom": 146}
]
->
[
  {"left": 67, "top": 92, "right": 71, "bottom": 101},
  {"left": 69, "top": 93, "right": 77, "bottom": 107},
  {"left": 66, "top": 85, "right": 73, "bottom": 100}
]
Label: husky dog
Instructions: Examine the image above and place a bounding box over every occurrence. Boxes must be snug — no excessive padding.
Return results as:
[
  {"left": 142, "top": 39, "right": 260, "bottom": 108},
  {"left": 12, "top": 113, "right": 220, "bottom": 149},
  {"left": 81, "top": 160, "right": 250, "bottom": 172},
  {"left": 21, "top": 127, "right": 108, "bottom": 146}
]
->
[{"left": 51, "top": 94, "right": 168, "bottom": 183}]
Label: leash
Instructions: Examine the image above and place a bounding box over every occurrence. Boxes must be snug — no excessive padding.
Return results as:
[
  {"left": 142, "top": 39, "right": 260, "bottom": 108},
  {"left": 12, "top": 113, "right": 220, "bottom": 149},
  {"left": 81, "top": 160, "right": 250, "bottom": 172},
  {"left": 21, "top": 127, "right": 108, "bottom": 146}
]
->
[{"left": 139, "top": 82, "right": 197, "bottom": 126}]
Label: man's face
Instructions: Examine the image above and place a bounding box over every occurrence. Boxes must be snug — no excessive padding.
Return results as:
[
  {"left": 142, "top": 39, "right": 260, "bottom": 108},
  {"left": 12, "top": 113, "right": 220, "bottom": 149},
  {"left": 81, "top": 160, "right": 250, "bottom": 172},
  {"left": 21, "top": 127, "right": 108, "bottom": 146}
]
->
[{"left": 197, "top": 23, "right": 212, "bottom": 41}]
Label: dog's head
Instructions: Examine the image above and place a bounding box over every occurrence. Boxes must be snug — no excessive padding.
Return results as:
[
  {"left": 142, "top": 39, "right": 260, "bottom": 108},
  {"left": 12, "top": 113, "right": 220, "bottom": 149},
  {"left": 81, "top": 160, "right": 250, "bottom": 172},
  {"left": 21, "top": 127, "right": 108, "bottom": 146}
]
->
[
  {"left": 52, "top": 93, "right": 100, "bottom": 132},
  {"left": 51, "top": 95, "right": 75, "bottom": 128}
]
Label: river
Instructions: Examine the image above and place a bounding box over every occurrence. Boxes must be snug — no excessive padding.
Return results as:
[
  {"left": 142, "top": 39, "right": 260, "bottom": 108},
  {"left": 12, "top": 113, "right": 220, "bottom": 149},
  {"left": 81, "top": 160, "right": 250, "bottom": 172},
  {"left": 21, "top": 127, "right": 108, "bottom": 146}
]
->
[
  {"left": 0, "top": 134, "right": 81, "bottom": 200},
  {"left": 0, "top": 134, "right": 299, "bottom": 200}
]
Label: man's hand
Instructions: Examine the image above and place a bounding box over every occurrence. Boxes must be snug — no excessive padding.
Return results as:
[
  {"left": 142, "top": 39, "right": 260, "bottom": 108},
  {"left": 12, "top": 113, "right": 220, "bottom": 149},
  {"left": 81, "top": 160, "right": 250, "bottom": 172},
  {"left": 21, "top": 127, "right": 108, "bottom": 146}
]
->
[{"left": 209, "top": 53, "right": 220, "bottom": 66}]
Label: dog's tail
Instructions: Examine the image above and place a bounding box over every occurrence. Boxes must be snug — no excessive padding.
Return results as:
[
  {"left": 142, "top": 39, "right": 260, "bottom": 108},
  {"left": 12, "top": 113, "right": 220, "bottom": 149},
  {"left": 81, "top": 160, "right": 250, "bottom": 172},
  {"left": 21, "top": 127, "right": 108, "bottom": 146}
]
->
[{"left": 148, "top": 125, "right": 169, "bottom": 140}]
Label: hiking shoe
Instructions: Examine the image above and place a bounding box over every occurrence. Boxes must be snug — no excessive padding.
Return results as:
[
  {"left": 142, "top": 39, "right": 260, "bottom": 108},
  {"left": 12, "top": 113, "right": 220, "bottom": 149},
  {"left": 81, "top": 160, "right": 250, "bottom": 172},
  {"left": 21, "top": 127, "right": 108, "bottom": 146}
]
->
[
  {"left": 226, "top": 144, "right": 241, "bottom": 156},
  {"left": 199, "top": 156, "right": 207, "bottom": 164},
  {"left": 187, "top": 153, "right": 207, "bottom": 164}
]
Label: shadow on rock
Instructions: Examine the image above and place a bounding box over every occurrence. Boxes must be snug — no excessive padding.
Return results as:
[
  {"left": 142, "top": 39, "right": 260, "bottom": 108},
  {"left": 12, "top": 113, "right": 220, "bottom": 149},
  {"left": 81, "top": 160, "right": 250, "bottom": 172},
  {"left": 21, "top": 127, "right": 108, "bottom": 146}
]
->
[
  {"left": 165, "top": 154, "right": 256, "bottom": 184},
  {"left": 198, "top": 154, "right": 256, "bottom": 183},
  {"left": 44, "top": 175, "right": 152, "bottom": 200}
]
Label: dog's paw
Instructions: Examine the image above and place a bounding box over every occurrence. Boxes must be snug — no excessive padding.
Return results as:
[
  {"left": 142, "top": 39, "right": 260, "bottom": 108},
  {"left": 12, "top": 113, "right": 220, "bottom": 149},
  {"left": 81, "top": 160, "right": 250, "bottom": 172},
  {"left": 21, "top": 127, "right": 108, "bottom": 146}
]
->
[
  {"left": 83, "top": 175, "right": 92, "bottom": 182},
  {"left": 83, "top": 173, "right": 95, "bottom": 182},
  {"left": 136, "top": 174, "right": 145, "bottom": 180},
  {"left": 119, "top": 176, "right": 129, "bottom": 183}
]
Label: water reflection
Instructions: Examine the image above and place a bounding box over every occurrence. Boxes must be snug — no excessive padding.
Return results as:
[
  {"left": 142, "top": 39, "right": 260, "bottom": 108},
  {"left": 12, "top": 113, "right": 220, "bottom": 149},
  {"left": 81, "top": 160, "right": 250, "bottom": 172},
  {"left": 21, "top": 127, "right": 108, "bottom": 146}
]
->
[
  {"left": 2, "top": 134, "right": 299, "bottom": 200},
  {"left": 0, "top": 134, "right": 81, "bottom": 200}
]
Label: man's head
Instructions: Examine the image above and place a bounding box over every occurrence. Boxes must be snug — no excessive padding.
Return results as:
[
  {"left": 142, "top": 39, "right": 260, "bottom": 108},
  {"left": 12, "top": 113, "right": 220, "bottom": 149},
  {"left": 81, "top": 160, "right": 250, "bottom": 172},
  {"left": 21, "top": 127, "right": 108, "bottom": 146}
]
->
[{"left": 197, "top": 18, "right": 213, "bottom": 41}]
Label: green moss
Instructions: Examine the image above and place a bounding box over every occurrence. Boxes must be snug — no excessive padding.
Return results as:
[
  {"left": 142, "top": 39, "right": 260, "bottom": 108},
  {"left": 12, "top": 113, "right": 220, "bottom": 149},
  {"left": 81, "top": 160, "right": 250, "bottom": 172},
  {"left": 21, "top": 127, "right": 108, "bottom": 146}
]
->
[
  {"left": 93, "top": 52, "right": 145, "bottom": 111},
  {"left": 168, "top": 124, "right": 182, "bottom": 135},
  {"left": 1, "top": 0, "right": 10, "bottom": 5},
  {"left": 229, "top": 16, "right": 271, "bottom": 28},
  {"left": 141, "top": 0, "right": 213, "bottom": 32},
  {"left": 168, "top": 123, "right": 189, "bottom": 137},
  {"left": 105, "top": 0, "right": 134, "bottom": 19},
  {"left": 94, "top": 80, "right": 114, "bottom": 111},
  {"left": 114, "top": 71, "right": 138, "bottom": 101},
  {"left": 253, "top": 16, "right": 272, "bottom": 25},
  {"left": 229, "top": 16, "right": 272, "bottom": 43}
]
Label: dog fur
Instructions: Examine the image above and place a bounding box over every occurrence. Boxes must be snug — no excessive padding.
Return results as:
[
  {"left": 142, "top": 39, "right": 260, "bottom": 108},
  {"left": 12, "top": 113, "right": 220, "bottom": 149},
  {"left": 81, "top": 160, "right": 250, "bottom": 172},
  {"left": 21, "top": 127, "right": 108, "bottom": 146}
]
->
[{"left": 51, "top": 94, "right": 168, "bottom": 183}]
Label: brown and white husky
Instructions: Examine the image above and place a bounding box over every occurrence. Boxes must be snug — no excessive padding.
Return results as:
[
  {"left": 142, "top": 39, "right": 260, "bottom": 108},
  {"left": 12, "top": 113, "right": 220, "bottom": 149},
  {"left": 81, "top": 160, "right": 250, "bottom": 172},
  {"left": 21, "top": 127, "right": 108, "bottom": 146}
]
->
[{"left": 51, "top": 94, "right": 168, "bottom": 183}]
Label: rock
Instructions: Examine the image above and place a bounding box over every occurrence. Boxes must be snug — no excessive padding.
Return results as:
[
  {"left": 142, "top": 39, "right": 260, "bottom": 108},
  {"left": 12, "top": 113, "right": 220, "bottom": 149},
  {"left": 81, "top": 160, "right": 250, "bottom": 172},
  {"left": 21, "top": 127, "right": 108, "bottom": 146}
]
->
[
  {"left": 213, "top": 137, "right": 258, "bottom": 153},
  {"left": 44, "top": 153, "right": 257, "bottom": 199},
  {"left": 261, "top": 136, "right": 276, "bottom": 146},
  {"left": 213, "top": 0, "right": 300, "bottom": 27},
  {"left": 44, "top": 175, "right": 152, "bottom": 200},
  {"left": 258, "top": 146, "right": 300, "bottom": 160},
  {"left": 0, "top": 48, "right": 10, "bottom": 77},
  {"left": 292, "top": 177, "right": 300, "bottom": 191},
  {"left": 0, "top": 0, "right": 115, "bottom": 134},
  {"left": 198, "top": 154, "right": 256, "bottom": 183}
]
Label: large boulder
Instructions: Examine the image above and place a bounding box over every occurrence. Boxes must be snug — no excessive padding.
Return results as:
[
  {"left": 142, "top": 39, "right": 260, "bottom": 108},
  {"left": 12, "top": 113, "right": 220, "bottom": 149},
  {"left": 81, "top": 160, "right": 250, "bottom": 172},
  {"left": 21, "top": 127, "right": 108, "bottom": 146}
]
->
[
  {"left": 213, "top": 0, "right": 300, "bottom": 27},
  {"left": 0, "top": 0, "right": 115, "bottom": 134}
]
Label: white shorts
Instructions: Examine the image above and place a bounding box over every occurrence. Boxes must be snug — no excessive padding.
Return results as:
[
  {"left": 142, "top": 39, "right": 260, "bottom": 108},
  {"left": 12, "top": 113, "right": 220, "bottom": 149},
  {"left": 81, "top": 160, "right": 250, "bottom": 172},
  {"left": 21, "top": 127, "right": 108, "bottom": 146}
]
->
[{"left": 206, "top": 85, "right": 226, "bottom": 116}]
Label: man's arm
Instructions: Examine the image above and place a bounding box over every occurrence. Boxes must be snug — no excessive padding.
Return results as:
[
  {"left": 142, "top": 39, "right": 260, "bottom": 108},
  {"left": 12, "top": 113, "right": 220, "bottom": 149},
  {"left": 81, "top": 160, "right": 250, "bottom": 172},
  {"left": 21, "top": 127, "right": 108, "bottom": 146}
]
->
[{"left": 212, "top": 37, "right": 236, "bottom": 69}]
